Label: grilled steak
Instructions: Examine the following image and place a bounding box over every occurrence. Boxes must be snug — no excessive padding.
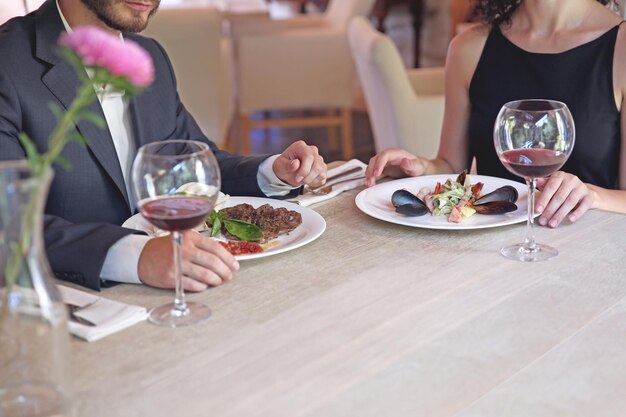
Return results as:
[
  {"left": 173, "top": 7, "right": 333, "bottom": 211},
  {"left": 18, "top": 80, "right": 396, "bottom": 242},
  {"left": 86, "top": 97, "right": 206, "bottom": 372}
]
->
[{"left": 220, "top": 203, "right": 302, "bottom": 241}]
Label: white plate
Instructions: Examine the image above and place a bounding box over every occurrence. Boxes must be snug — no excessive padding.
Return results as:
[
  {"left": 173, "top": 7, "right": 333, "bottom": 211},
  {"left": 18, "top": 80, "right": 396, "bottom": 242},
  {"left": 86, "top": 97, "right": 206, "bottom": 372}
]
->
[
  {"left": 355, "top": 175, "right": 528, "bottom": 230},
  {"left": 211, "top": 196, "right": 326, "bottom": 260}
]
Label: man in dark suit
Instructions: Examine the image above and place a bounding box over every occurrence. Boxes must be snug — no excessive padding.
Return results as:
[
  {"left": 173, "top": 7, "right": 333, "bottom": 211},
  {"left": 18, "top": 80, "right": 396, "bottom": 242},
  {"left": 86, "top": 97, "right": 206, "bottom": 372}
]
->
[{"left": 0, "top": 0, "right": 327, "bottom": 291}]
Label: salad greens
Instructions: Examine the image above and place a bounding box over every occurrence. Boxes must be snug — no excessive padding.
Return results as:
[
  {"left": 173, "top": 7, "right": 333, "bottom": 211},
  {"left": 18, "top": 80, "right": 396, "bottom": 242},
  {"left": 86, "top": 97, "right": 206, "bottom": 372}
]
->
[
  {"left": 431, "top": 177, "right": 479, "bottom": 220},
  {"left": 206, "top": 210, "right": 263, "bottom": 242}
]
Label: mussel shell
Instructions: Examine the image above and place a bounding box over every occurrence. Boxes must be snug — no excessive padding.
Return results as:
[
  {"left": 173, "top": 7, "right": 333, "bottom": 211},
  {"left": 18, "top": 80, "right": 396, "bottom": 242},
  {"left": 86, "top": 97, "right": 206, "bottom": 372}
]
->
[
  {"left": 456, "top": 170, "right": 468, "bottom": 185},
  {"left": 472, "top": 201, "right": 518, "bottom": 214},
  {"left": 474, "top": 185, "right": 518, "bottom": 205},
  {"left": 391, "top": 189, "right": 428, "bottom": 217},
  {"left": 395, "top": 203, "right": 429, "bottom": 217},
  {"left": 392, "top": 189, "right": 423, "bottom": 207}
]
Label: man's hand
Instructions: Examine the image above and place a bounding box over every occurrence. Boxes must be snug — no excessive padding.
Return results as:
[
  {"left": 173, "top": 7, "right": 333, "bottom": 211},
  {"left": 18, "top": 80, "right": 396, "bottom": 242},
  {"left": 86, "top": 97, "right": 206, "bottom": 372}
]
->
[
  {"left": 272, "top": 140, "right": 327, "bottom": 188},
  {"left": 137, "top": 231, "right": 239, "bottom": 291},
  {"left": 365, "top": 148, "right": 429, "bottom": 187}
]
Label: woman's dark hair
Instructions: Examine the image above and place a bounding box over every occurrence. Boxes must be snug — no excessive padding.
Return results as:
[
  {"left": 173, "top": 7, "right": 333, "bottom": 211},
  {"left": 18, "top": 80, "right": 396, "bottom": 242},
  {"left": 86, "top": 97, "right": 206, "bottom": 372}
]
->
[{"left": 472, "top": 0, "right": 617, "bottom": 27}]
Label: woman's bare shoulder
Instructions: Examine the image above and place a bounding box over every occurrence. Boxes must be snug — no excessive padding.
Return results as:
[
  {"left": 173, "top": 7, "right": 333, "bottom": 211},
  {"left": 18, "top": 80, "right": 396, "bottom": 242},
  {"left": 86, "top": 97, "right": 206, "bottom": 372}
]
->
[
  {"left": 448, "top": 23, "right": 490, "bottom": 63},
  {"left": 446, "top": 23, "right": 491, "bottom": 85}
]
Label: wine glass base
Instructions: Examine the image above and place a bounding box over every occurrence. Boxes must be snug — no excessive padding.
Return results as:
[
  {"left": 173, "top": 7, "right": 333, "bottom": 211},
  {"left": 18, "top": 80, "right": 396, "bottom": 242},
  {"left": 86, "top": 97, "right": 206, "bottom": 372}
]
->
[
  {"left": 148, "top": 302, "right": 212, "bottom": 327},
  {"left": 500, "top": 243, "right": 558, "bottom": 262}
]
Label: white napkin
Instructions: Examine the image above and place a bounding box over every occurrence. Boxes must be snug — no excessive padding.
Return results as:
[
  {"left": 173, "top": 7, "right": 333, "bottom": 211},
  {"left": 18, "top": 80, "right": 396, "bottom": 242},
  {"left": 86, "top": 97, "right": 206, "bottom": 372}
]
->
[
  {"left": 123, "top": 189, "right": 230, "bottom": 237},
  {"left": 289, "top": 159, "right": 367, "bottom": 207},
  {"left": 57, "top": 285, "right": 148, "bottom": 342}
]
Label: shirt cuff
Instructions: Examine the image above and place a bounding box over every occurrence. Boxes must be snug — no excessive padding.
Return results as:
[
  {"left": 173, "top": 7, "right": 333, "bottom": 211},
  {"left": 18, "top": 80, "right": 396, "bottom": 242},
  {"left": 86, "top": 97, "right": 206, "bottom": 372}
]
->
[
  {"left": 257, "top": 154, "right": 298, "bottom": 196},
  {"left": 100, "top": 234, "right": 151, "bottom": 284}
]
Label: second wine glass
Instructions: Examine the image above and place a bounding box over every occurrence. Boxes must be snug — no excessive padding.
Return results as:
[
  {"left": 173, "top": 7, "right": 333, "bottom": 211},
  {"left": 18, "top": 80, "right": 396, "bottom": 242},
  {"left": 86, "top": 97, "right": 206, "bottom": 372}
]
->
[
  {"left": 494, "top": 99, "right": 575, "bottom": 262},
  {"left": 131, "top": 140, "right": 220, "bottom": 327}
]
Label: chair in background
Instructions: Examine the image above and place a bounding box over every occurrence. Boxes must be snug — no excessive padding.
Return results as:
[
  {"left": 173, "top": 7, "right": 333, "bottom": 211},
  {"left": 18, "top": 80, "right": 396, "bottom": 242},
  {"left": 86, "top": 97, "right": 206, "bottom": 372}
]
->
[
  {"left": 233, "top": 0, "right": 376, "bottom": 159},
  {"left": 372, "top": 0, "right": 424, "bottom": 68},
  {"left": 348, "top": 16, "right": 444, "bottom": 159},
  {"left": 0, "top": 1, "right": 26, "bottom": 24},
  {"left": 0, "top": 0, "right": 45, "bottom": 24},
  {"left": 142, "top": 6, "right": 235, "bottom": 147}
]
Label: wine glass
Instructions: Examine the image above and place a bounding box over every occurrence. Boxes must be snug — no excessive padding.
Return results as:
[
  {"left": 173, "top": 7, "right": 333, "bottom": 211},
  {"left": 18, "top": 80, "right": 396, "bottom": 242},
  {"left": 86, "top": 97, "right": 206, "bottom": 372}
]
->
[
  {"left": 494, "top": 99, "right": 575, "bottom": 262},
  {"left": 131, "top": 140, "right": 220, "bottom": 327}
]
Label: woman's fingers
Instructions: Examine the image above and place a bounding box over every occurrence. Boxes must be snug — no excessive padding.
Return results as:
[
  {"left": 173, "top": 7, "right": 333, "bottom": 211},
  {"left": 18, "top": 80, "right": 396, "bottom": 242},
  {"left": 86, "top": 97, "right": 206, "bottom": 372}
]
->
[
  {"left": 366, "top": 149, "right": 425, "bottom": 187},
  {"left": 535, "top": 172, "right": 595, "bottom": 227}
]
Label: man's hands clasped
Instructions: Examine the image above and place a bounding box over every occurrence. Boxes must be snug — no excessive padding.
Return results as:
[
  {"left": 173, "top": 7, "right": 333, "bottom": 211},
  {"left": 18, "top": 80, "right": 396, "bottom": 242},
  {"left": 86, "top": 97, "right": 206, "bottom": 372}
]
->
[{"left": 273, "top": 140, "right": 327, "bottom": 188}]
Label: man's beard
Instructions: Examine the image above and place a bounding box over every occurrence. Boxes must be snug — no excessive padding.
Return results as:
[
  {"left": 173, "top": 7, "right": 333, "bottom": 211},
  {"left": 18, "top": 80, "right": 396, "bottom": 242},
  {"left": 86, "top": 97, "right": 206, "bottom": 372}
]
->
[{"left": 80, "top": 0, "right": 160, "bottom": 33}]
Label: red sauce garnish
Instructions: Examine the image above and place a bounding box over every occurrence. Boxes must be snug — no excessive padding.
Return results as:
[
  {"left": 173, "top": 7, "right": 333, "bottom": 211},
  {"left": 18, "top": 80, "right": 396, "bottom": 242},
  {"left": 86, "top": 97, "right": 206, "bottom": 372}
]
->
[{"left": 219, "top": 241, "right": 264, "bottom": 255}]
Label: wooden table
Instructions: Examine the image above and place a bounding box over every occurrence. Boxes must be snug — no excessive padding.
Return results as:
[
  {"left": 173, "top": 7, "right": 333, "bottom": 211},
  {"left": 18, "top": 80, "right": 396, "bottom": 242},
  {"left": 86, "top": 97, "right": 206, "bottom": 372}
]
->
[{"left": 70, "top": 184, "right": 626, "bottom": 417}]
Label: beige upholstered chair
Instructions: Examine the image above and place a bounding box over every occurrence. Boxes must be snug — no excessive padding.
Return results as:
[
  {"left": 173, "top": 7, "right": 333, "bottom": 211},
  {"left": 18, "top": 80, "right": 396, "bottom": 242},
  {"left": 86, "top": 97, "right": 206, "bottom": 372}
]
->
[
  {"left": 348, "top": 16, "right": 444, "bottom": 159},
  {"left": 143, "top": 6, "right": 235, "bottom": 147},
  {"left": 233, "top": 0, "right": 376, "bottom": 158}
]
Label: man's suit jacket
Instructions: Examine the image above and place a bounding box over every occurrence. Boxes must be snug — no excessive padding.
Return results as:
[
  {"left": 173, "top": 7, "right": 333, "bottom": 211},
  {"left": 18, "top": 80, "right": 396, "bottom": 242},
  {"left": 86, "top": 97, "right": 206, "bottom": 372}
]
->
[{"left": 0, "top": 0, "right": 271, "bottom": 290}]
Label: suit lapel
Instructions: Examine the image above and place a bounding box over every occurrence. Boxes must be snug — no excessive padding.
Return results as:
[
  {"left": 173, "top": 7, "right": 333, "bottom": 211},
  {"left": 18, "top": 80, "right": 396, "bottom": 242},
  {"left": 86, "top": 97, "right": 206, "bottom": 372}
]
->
[
  {"left": 129, "top": 91, "right": 149, "bottom": 149},
  {"left": 35, "top": 0, "right": 130, "bottom": 208}
]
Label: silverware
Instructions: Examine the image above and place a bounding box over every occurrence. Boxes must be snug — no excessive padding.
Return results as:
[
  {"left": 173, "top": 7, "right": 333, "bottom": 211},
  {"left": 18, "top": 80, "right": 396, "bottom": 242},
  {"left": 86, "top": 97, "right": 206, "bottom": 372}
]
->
[
  {"left": 305, "top": 166, "right": 362, "bottom": 193},
  {"left": 307, "top": 176, "right": 366, "bottom": 195},
  {"left": 65, "top": 299, "right": 100, "bottom": 327},
  {"left": 324, "top": 166, "right": 363, "bottom": 183}
]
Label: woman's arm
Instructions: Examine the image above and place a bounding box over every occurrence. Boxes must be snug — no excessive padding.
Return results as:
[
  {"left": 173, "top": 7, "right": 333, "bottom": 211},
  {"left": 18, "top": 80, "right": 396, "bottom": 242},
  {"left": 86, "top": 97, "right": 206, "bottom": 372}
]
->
[
  {"left": 591, "top": 23, "right": 626, "bottom": 213},
  {"left": 365, "top": 25, "right": 489, "bottom": 185},
  {"left": 535, "top": 22, "right": 626, "bottom": 225},
  {"left": 433, "top": 24, "right": 488, "bottom": 175}
]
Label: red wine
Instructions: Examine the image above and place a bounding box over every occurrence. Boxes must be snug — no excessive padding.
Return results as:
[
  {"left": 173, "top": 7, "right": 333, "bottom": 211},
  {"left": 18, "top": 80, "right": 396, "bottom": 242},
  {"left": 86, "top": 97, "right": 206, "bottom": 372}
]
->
[
  {"left": 140, "top": 196, "right": 213, "bottom": 231},
  {"left": 500, "top": 149, "right": 568, "bottom": 179}
]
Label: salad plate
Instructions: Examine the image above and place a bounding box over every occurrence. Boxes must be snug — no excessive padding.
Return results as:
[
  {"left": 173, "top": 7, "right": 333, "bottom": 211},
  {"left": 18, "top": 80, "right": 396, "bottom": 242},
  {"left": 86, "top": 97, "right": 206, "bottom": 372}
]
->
[
  {"left": 355, "top": 175, "right": 528, "bottom": 230},
  {"left": 204, "top": 196, "right": 326, "bottom": 260}
]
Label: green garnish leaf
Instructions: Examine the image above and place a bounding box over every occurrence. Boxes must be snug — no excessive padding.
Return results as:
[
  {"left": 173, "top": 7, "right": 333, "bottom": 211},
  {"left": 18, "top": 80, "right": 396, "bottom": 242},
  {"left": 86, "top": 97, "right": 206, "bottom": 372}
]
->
[
  {"left": 206, "top": 210, "right": 225, "bottom": 237},
  {"left": 206, "top": 210, "right": 263, "bottom": 241},
  {"left": 223, "top": 219, "right": 263, "bottom": 242},
  {"left": 211, "top": 218, "right": 221, "bottom": 237}
]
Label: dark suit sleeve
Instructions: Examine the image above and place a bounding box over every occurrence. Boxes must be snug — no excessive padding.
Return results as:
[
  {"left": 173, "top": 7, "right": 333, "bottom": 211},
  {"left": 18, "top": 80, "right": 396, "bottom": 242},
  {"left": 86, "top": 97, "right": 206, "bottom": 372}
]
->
[
  {"left": 0, "top": 65, "right": 140, "bottom": 291},
  {"left": 44, "top": 216, "right": 141, "bottom": 290}
]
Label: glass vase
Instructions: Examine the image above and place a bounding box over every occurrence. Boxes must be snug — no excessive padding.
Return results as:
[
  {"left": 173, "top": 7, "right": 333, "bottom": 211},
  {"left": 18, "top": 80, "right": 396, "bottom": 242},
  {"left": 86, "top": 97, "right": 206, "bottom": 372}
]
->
[{"left": 0, "top": 161, "right": 76, "bottom": 417}]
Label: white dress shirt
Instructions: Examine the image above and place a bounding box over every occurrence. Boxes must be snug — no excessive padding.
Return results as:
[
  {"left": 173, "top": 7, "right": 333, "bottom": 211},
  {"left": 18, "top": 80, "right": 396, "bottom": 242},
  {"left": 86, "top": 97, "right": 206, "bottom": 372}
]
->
[{"left": 56, "top": 1, "right": 295, "bottom": 284}]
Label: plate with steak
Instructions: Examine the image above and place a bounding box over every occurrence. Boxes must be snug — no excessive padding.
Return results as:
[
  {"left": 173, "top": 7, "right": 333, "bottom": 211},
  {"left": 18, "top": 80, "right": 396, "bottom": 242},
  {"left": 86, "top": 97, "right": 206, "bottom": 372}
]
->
[{"left": 207, "top": 197, "right": 326, "bottom": 260}]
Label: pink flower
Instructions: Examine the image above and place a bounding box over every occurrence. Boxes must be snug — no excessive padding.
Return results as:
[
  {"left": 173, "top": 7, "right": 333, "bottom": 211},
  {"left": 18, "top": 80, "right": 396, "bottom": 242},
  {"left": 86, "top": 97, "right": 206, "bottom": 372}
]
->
[{"left": 59, "top": 26, "right": 154, "bottom": 88}]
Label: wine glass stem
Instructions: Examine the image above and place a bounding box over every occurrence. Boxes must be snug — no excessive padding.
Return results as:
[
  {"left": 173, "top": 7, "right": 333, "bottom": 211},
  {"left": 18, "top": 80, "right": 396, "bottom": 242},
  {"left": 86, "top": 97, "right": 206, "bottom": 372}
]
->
[
  {"left": 524, "top": 178, "right": 537, "bottom": 251},
  {"left": 172, "top": 230, "right": 187, "bottom": 313}
]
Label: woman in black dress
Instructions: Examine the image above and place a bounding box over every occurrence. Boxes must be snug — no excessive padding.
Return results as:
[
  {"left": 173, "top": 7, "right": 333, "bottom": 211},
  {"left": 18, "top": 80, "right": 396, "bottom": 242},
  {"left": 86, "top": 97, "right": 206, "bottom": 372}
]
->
[{"left": 366, "top": 0, "right": 626, "bottom": 227}]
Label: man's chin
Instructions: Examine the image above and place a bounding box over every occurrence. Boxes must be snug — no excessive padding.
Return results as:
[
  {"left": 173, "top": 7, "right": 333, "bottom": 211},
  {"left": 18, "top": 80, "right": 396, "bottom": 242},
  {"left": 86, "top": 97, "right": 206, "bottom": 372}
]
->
[{"left": 108, "top": 15, "right": 150, "bottom": 32}]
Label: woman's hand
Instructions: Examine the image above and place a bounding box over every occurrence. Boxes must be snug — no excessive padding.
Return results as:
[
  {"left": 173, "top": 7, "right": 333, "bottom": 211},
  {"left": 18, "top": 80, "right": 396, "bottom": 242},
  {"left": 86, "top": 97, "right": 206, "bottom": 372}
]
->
[
  {"left": 535, "top": 171, "right": 597, "bottom": 228},
  {"left": 138, "top": 231, "right": 239, "bottom": 291},
  {"left": 365, "top": 148, "right": 430, "bottom": 187}
]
